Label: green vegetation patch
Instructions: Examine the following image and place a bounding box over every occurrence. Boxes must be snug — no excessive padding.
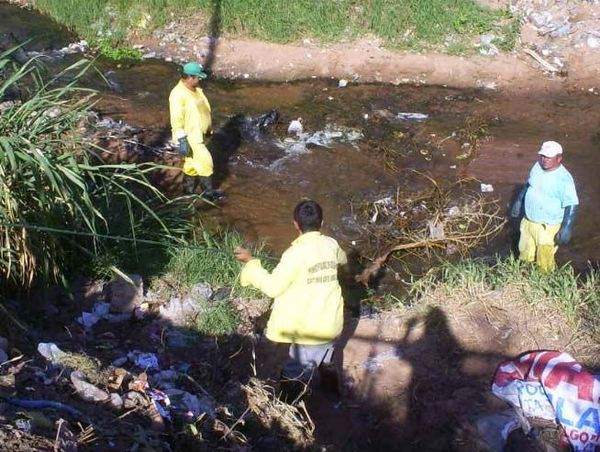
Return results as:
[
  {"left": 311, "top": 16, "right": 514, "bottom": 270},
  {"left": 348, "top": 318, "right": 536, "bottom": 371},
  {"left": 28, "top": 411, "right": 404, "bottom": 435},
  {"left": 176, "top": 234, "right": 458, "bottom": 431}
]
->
[
  {"left": 196, "top": 300, "right": 239, "bottom": 336},
  {"left": 33, "top": 0, "right": 519, "bottom": 55},
  {"left": 0, "top": 51, "right": 194, "bottom": 291},
  {"left": 410, "top": 256, "right": 600, "bottom": 339},
  {"left": 162, "top": 230, "right": 271, "bottom": 295}
]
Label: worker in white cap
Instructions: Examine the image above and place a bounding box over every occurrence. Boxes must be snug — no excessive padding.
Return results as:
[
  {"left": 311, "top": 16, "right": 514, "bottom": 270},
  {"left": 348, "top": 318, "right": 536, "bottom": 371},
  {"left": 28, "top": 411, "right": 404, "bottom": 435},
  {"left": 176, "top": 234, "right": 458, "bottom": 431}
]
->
[{"left": 510, "top": 141, "right": 578, "bottom": 271}]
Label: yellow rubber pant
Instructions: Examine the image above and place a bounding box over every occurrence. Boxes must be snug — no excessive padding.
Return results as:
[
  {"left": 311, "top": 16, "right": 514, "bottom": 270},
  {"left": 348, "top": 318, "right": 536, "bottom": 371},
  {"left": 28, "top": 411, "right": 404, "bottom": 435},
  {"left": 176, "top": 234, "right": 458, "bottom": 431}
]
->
[
  {"left": 182, "top": 142, "right": 213, "bottom": 177},
  {"left": 518, "top": 217, "right": 560, "bottom": 272}
]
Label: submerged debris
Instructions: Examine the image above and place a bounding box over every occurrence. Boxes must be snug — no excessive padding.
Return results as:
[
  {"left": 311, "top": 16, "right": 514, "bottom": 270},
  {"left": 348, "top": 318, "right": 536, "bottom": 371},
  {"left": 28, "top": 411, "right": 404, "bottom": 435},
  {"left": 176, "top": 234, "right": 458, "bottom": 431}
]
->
[{"left": 356, "top": 174, "right": 505, "bottom": 285}]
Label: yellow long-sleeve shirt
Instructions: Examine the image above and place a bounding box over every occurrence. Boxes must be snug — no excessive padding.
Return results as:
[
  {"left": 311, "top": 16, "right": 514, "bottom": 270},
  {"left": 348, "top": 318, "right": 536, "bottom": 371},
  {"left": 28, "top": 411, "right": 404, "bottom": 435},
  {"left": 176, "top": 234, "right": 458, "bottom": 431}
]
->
[
  {"left": 169, "top": 80, "right": 213, "bottom": 176},
  {"left": 241, "top": 231, "right": 347, "bottom": 345},
  {"left": 169, "top": 80, "right": 212, "bottom": 143}
]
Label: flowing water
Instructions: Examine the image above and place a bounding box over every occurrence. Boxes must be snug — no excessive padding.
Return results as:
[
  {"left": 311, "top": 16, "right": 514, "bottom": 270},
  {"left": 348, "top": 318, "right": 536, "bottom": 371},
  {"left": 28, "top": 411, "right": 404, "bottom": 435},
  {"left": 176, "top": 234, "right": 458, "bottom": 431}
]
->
[{"left": 3, "top": 4, "right": 600, "bottom": 273}]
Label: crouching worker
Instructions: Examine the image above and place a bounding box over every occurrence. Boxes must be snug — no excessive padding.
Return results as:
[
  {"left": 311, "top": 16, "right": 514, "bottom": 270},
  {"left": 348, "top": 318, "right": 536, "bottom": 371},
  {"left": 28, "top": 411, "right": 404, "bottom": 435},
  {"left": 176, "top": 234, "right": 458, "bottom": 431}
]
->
[
  {"left": 234, "top": 199, "right": 347, "bottom": 401},
  {"left": 169, "top": 61, "right": 224, "bottom": 201}
]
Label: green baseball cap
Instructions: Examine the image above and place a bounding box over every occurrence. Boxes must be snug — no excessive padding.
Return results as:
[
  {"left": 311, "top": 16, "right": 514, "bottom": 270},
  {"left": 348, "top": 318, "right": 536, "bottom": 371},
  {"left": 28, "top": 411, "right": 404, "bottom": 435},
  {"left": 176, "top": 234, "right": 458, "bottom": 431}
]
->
[{"left": 182, "top": 62, "right": 207, "bottom": 79}]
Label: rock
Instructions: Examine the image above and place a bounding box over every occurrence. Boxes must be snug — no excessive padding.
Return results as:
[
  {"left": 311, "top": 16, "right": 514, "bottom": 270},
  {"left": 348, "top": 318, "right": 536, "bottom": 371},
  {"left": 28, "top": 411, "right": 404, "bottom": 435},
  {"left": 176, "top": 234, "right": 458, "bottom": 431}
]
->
[
  {"left": 191, "top": 283, "right": 213, "bottom": 301},
  {"left": 38, "top": 343, "right": 67, "bottom": 364},
  {"left": 70, "top": 371, "right": 110, "bottom": 403},
  {"left": 123, "top": 391, "right": 148, "bottom": 409},
  {"left": 108, "top": 393, "right": 123, "bottom": 410},
  {"left": 107, "top": 274, "right": 143, "bottom": 313}
]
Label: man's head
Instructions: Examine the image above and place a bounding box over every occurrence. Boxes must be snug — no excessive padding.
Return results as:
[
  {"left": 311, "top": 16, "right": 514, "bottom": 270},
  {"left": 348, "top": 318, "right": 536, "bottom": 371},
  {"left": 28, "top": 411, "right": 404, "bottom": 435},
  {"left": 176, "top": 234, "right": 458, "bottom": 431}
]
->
[
  {"left": 181, "top": 62, "right": 207, "bottom": 87},
  {"left": 293, "top": 199, "right": 323, "bottom": 233},
  {"left": 538, "top": 140, "right": 563, "bottom": 171}
]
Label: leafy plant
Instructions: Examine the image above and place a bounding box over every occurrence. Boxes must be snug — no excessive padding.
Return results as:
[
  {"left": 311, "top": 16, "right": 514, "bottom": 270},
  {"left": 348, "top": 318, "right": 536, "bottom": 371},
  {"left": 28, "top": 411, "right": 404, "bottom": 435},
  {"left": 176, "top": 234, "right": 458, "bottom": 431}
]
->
[
  {"left": 0, "top": 50, "right": 192, "bottom": 291},
  {"left": 196, "top": 301, "right": 239, "bottom": 336}
]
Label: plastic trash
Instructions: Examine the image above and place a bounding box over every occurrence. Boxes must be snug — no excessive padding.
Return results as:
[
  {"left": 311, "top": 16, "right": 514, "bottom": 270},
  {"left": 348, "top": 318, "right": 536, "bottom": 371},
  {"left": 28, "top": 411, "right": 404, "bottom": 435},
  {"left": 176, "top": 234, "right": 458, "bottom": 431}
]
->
[
  {"left": 338, "top": 79, "right": 348, "bottom": 88},
  {"left": 481, "top": 183, "right": 494, "bottom": 193},
  {"left": 493, "top": 350, "right": 600, "bottom": 451},
  {"left": 148, "top": 389, "right": 172, "bottom": 421},
  {"left": 128, "top": 351, "right": 160, "bottom": 370},
  {"left": 396, "top": 112, "right": 428, "bottom": 121},
  {"left": 37, "top": 343, "right": 67, "bottom": 364},
  {"left": 362, "top": 348, "right": 402, "bottom": 374},
  {"left": 287, "top": 118, "right": 303, "bottom": 135},
  {"left": 474, "top": 409, "right": 523, "bottom": 451},
  {"left": 15, "top": 418, "right": 31, "bottom": 432},
  {"left": 588, "top": 36, "right": 600, "bottom": 49}
]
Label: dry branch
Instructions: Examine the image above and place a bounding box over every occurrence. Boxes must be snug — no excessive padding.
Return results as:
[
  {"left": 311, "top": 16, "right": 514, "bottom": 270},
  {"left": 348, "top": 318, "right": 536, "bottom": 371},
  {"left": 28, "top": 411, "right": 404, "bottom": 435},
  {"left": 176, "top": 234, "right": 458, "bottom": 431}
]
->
[{"left": 355, "top": 175, "right": 506, "bottom": 285}]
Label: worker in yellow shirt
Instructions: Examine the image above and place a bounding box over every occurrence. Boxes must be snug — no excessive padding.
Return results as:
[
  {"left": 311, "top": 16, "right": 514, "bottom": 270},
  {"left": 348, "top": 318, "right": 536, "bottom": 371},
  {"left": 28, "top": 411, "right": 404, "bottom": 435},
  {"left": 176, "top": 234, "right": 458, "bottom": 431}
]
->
[
  {"left": 169, "top": 62, "right": 224, "bottom": 201},
  {"left": 234, "top": 199, "right": 347, "bottom": 400}
]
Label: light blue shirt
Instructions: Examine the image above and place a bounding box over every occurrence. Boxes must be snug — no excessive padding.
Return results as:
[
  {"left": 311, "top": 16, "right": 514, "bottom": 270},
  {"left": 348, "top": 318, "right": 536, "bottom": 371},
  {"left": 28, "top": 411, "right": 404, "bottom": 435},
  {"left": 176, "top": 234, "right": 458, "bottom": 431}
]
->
[{"left": 524, "top": 162, "right": 578, "bottom": 225}]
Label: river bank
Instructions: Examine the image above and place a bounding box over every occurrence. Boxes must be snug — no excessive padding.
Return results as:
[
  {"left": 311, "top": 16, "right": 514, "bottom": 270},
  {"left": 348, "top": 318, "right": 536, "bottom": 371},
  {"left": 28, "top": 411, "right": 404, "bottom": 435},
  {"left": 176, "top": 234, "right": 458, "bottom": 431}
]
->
[{"left": 9, "top": 0, "right": 600, "bottom": 93}]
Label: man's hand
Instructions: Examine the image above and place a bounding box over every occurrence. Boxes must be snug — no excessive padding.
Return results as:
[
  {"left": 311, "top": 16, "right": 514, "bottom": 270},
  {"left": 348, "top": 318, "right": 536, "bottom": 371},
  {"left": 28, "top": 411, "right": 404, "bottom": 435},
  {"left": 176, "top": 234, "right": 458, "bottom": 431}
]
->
[
  {"left": 234, "top": 246, "right": 253, "bottom": 263},
  {"left": 178, "top": 137, "right": 190, "bottom": 156}
]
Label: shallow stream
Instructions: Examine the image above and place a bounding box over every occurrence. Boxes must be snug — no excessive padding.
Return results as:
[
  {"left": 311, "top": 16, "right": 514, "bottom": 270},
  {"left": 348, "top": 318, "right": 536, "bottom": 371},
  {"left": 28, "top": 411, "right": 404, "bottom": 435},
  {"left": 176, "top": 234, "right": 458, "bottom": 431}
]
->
[{"left": 3, "top": 3, "right": 599, "bottom": 274}]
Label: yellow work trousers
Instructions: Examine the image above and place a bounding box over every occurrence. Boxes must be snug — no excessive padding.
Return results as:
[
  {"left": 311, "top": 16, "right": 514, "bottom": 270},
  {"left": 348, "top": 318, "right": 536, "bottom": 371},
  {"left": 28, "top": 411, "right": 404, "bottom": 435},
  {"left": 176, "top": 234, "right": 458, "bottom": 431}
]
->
[
  {"left": 518, "top": 217, "right": 560, "bottom": 272},
  {"left": 182, "top": 142, "right": 213, "bottom": 177}
]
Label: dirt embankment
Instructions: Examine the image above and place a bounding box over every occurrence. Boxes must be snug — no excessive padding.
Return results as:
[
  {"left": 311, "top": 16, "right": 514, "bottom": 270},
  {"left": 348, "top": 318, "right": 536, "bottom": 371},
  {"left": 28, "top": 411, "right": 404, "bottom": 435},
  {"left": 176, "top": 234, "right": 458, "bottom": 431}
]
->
[
  {"left": 122, "top": 0, "right": 600, "bottom": 95},
  {"left": 9, "top": 0, "right": 600, "bottom": 93}
]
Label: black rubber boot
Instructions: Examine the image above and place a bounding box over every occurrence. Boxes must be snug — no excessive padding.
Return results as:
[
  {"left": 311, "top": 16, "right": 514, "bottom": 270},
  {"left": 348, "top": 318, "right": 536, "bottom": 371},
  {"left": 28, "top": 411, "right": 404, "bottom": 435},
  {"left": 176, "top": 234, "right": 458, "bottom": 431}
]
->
[
  {"left": 318, "top": 363, "right": 340, "bottom": 396},
  {"left": 182, "top": 175, "right": 197, "bottom": 194},
  {"left": 198, "top": 176, "right": 225, "bottom": 202}
]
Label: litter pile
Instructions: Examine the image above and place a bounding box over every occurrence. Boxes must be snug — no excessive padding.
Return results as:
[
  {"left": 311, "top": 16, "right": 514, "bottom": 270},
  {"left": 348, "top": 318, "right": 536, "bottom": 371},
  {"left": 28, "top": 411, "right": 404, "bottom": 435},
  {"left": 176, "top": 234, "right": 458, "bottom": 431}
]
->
[
  {"left": 0, "top": 274, "right": 305, "bottom": 450},
  {"left": 355, "top": 174, "right": 505, "bottom": 284}
]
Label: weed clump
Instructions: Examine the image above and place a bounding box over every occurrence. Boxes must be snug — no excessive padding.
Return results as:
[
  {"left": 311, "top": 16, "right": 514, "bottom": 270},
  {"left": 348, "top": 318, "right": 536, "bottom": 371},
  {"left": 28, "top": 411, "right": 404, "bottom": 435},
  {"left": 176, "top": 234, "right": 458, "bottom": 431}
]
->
[{"left": 196, "top": 301, "right": 239, "bottom": 337}]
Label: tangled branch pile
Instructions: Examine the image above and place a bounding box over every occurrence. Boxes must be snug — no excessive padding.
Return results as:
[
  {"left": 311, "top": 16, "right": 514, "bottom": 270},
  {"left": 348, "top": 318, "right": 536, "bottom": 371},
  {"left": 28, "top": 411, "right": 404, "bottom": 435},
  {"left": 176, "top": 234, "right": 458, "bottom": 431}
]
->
[
  {"left": 243, "top": 377, "right": 315, "bottom": 448},
  {"left": 356, "top": 174, "right": 506, "bottom": 285}
]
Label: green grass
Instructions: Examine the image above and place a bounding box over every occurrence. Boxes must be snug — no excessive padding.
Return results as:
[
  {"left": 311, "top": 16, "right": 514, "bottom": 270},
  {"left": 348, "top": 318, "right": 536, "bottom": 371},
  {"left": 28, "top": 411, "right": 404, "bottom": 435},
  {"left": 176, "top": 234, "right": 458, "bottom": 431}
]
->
[
  {"left": 0, "top": 50, "right": 195, "bottom": 291},
  {"left": 408, "top": 256, "right": 600, "bottom": 338},
  {"left": 163, "top": 230, "right": 271, "bottom": 294},
  {"left": 196, "top": 300, "right": 239, "bottom": 336},
  {"left": 32, "top": 0, "right": 519, "bottom": 55}
]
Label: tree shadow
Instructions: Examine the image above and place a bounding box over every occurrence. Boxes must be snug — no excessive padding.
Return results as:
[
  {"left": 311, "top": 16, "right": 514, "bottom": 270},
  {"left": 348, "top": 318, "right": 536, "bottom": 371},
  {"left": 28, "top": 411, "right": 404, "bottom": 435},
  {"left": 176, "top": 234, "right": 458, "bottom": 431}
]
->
[{"left": 203, "top": 0, "right": 222, "bottom": 74}]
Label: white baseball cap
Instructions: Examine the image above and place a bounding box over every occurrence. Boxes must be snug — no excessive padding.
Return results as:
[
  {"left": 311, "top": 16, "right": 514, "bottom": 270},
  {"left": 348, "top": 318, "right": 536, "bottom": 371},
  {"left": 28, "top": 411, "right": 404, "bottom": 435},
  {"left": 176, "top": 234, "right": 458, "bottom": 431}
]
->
[{"left": 538, "top": 141, "right": 563, "bottom": 158}]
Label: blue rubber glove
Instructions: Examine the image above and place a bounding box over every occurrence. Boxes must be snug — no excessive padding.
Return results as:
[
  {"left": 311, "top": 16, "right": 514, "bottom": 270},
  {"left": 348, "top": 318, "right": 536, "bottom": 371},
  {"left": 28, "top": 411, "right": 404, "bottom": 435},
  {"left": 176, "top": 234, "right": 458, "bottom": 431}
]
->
[
  {"left": 555, "top": 205, "right": 577, "bottom": 245},
  {"left": 510, "top": 185, "right": 528, "bottom": 218},
  {"left": 178, "top": 137, "right": 190, "bottom": 156}
]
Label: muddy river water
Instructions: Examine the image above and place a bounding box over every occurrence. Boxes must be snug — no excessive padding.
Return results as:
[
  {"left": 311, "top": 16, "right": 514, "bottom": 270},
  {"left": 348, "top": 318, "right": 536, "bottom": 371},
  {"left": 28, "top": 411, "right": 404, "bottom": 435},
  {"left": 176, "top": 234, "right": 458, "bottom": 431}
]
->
[{"left": 3, "top": 3, "right": 600, "bottom": 274}]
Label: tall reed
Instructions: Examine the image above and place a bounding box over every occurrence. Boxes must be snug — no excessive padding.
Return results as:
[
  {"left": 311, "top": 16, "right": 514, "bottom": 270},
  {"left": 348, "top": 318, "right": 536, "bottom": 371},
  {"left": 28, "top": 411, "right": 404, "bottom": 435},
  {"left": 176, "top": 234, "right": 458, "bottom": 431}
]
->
[{"left": 0, "top": 49, "right": 191, "bottom": 291}]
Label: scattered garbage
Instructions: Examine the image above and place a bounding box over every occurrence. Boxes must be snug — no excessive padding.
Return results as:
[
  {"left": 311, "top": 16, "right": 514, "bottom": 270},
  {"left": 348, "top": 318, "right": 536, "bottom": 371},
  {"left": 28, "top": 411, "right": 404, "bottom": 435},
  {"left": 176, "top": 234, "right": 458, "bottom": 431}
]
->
[
  {"left": 362, "top": 348, "right": 402, "bottom": 374},
  {"left": 127, "top": 351, "right": 160, "bottom": 370},
  {"left": 492, "top": 350, "right": 600, "bottom": 451},
  {"left": 473, "top": 409, "right": 525, "bottom": 451},
  {"left": 287, "top": 118, "right": 304, "bottom": 135},
  {"left": 396, "top": 112, "right": 429, "bottom": 121},
  {"left": 338, "top": 79, "right": 348, "bottom": 88},
  {"left": 480, "top": 183, "right": 494, "bottom": 193},
  {"left": 274, "top": 123, "right": 363, "bottom": 157}
]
